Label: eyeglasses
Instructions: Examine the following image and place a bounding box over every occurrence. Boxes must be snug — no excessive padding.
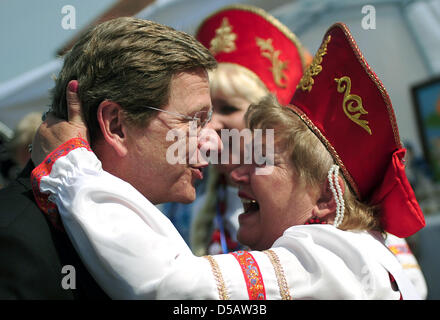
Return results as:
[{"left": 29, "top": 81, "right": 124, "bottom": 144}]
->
[{"left": 143, "top": 106, "right": 212, "bottom": 129}]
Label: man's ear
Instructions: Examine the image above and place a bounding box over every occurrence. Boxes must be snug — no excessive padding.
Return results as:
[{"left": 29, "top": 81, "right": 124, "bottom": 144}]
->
[
  {"left": 97, "top": 100, "right": 128, "bottom": 157},
  {"left": 313, "top": 175, "right": 345, "bottom": 220}
]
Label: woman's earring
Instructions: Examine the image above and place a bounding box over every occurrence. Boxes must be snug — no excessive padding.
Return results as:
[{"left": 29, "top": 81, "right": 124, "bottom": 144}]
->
[{"left": 304, "top": 217, "right": 327, "bottom": 225}]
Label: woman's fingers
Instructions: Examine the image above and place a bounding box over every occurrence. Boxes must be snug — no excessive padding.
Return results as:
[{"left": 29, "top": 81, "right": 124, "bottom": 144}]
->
[
  {"left": 66, "top": 80, "right": 84, "bottom": 126},
  {"left": 30, "top": 81, "right": 89, "bottom": 165},
  {"left": 66, "top": 80, "right": 89, "bottom": 141}
]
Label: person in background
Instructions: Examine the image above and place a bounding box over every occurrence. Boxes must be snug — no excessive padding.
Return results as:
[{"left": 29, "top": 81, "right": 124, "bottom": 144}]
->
[
  {"left": 384, "top": 233, "right": 427, "bottom": 298},
  {"left": 0, "top": 112, "right": 41, "bottom": 188},
  {"left": 190, "top": 4, "right": 312, "bottom": 255},
  {"left": 8, "top": 112, "right": 42, "bottom": 169}
]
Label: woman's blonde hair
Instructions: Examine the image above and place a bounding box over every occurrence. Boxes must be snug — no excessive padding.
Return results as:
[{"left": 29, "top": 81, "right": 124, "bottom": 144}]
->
[
  {"left": 245, "top": 94, "right": 382, "bottom": 232},
  {"left": 8, "top": 112, "right": 42, "bottom": 152},
  {"left": 208, "top": 63, "right": 268, "bottom": 104}
]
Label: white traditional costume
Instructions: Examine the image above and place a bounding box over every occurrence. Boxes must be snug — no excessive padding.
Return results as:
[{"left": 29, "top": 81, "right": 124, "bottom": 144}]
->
[
  {"left": 32, "top": 144, "right": 417, "bottom": 299},
  {"left": 384, "top": 233, "right": 428, "bottom": 298},
  {"left": 194, "top": 180, "right": 428, "bottom": 298}
]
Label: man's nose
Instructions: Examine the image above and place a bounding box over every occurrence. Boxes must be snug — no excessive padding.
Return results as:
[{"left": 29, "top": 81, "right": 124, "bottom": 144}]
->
[
  {"left": 230, "top": 164, "right": 250, "bottom": 185},
  {"left": 198, "top": 125, "right": 223, "bottom": 156},
  {"left": 208, "top": 113, "right": 224, "bottom": 132}
]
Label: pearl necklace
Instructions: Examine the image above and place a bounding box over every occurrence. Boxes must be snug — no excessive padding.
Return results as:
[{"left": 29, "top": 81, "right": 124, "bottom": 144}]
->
[{"left": 328, "top": 164, "right": 345, "bottom": 228}]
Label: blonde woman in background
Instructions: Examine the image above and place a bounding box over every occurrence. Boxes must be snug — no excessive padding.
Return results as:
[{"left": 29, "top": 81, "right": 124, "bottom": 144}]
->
[
  {"left": 9, "top": 112, "right": 42, "bottom": 169},
  {"left": 1, "top": 112, "right": 43, "bottom": 186}
]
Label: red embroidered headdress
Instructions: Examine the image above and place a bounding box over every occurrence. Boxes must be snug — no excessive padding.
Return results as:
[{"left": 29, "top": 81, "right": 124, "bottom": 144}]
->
[
  {"left": 195, "top": 4, "right": 309, "bottom": 105},
  {"left": 288, "top": 23, "right": 425, "bottom": 237}
]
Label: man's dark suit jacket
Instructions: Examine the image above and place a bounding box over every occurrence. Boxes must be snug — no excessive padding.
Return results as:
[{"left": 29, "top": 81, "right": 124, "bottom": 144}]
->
[{"left": 0, "top": 161, "right": 109, "bottom": 299}]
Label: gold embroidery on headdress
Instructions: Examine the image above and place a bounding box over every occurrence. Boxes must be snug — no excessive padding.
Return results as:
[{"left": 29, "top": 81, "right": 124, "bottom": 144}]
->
[
  {"left": 209, "top": 17, "right": 237, "bottom": 55},
  {"left": 256, "top": 37, "right": 288, "bottom": 88},
  {"left": 297, "top": 35, "right": 331, "bottom": 92},
  {"left": 334, "top": 76, "right": 372, "bottom": 135}
]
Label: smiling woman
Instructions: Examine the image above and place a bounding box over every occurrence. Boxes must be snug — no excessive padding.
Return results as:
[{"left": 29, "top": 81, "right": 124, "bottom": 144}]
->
[{"left": 230, "top": 94, "right": 380, "bottom": 251}]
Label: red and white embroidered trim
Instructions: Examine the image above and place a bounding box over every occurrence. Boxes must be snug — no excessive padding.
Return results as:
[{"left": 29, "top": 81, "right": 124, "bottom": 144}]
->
[
  {"left": 387, "top": 244, "right": 412, "bottom": 256},
  {"left": 230, "top": 250, "right": 266, "bottom": 300},
  {"left": 31, "top": 137, "right": 91, "bottom": 230}
]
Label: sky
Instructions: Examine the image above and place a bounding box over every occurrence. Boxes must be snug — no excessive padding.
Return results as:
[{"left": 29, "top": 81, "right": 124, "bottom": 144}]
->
[{"left": 0, "top": 0, "right": 117, "bottom": 84}]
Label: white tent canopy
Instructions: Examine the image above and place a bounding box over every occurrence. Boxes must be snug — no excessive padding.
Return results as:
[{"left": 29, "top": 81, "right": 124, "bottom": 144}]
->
[
  {"left": 1, "top": 0, "right": 439, "bottom": 157},
  {"left": 0, "top": 59, "right": 63, "bottom": 136}
]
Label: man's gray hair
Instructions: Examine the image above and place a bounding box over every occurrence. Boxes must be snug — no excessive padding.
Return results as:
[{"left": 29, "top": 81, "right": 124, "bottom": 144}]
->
[{"left": 51, "top": 17, "right": 217, "bottom": 142}]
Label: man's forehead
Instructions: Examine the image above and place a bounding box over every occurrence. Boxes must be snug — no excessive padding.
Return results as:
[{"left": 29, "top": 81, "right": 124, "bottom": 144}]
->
[{"left": 167, "top": 69, "right": 212, "bottom": 113}]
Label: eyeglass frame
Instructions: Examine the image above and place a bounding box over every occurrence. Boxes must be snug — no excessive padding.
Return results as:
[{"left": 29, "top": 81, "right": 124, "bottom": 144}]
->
[{"left": 142, "top": 105, "right": 212, "bottom": 129}]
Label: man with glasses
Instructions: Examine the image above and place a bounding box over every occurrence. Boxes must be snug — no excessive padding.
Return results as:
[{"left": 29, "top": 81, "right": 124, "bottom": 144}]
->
[{"left": 0, "top": 17, "right": 220, "bottom": 299}]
